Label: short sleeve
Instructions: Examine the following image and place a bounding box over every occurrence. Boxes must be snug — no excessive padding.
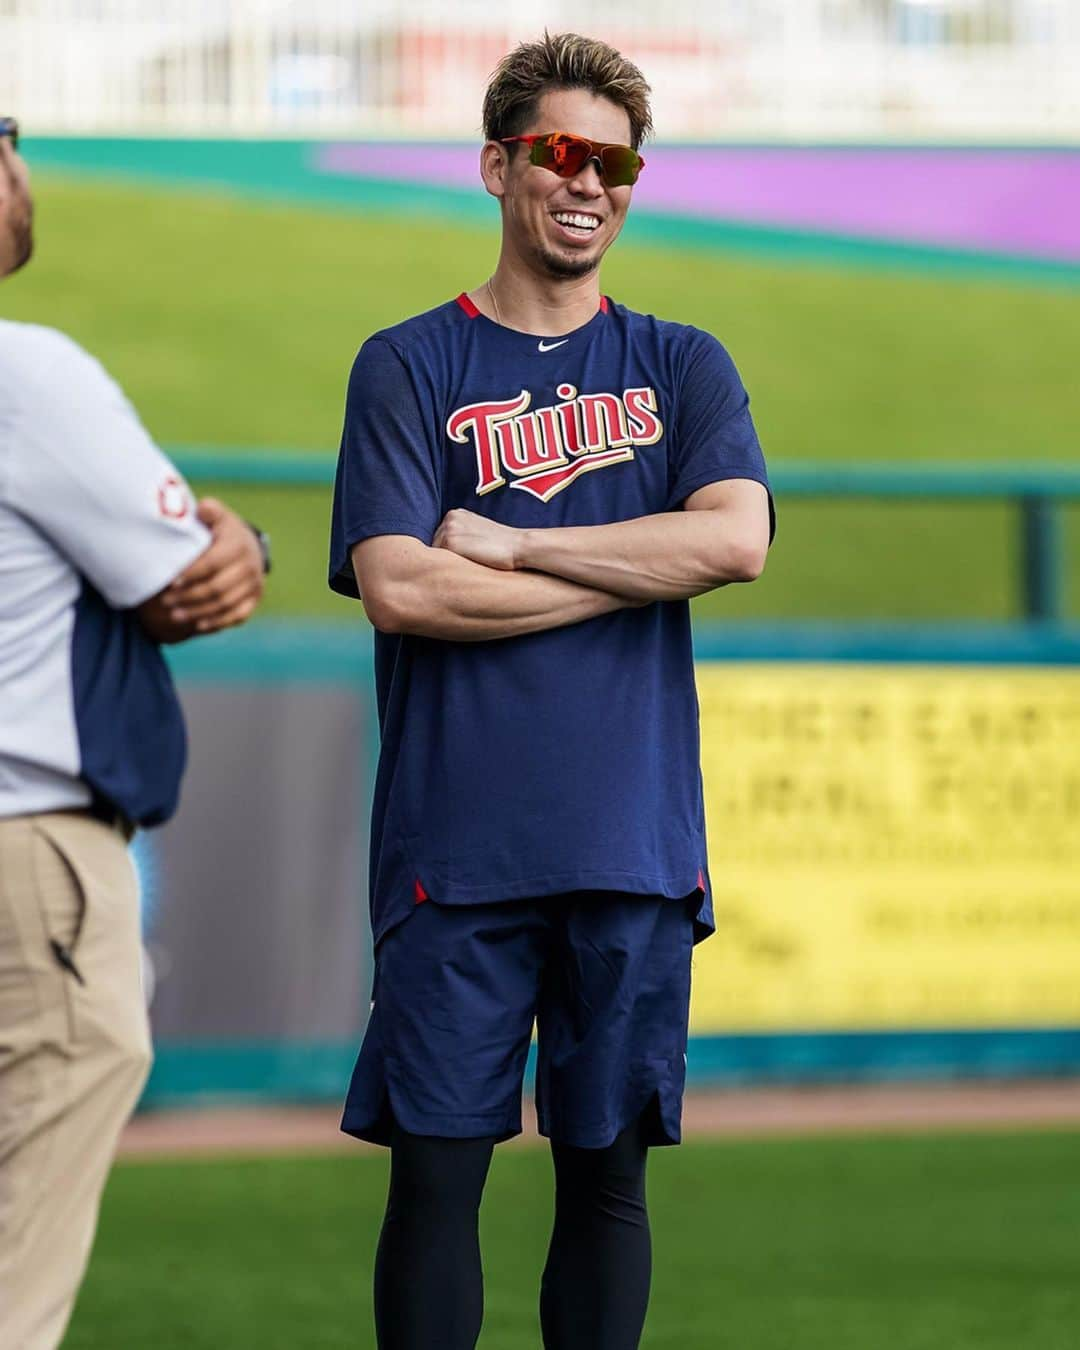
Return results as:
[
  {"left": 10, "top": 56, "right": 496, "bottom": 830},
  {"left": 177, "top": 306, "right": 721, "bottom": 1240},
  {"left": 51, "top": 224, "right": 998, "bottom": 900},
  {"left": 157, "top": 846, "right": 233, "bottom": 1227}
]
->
[
  {"left": 329, "top": 337, "right": 441, "bottom": 599},
  {"left": 4, "top": 334, "right": 209, "bottom": 608},
  {"left": 667, "top": 331, "right": 774, "bottom": 538}
]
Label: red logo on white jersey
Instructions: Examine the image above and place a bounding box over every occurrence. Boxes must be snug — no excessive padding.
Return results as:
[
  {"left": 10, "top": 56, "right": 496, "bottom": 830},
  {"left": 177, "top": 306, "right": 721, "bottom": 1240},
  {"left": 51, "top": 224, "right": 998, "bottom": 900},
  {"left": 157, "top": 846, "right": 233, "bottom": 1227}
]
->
[
  {"left": 158, "top": 474, "right": 190, "bottom": 520},
  {"left": 447, "top": 384, "right": 663, "bottom": 502}
]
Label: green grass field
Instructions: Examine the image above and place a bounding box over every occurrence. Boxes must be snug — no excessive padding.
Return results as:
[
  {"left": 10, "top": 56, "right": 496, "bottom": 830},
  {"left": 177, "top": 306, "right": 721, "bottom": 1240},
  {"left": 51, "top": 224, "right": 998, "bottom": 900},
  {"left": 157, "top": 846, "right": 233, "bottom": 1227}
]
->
[
  {"left": 67, "top": 1130, "right": 1080, "bottom": 1349},
  {"left": 4, "top": 173, "right": 1079, "bottom": 622}
]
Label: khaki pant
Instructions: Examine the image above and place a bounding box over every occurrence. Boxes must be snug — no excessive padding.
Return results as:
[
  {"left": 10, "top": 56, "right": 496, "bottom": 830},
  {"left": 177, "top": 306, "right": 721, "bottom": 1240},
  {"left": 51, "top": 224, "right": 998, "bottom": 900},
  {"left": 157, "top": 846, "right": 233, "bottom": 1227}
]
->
[{"left": 0, "top": 812, "right": 151, "bottom": 1350}]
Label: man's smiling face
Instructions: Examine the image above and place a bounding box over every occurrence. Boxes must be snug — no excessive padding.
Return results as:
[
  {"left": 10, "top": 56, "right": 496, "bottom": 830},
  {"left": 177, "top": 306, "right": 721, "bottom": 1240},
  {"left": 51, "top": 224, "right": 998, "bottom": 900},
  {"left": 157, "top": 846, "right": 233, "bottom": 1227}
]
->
[{"left": 496, "top": 87, "right": 635, "bottom": 281}]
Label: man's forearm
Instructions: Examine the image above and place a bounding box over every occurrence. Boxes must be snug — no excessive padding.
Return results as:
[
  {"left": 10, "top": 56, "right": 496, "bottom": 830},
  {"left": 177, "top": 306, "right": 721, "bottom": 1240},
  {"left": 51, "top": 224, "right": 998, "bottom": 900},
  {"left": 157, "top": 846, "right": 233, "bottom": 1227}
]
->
[
  {"left": 135, "top": 598, "right": 198, "bottom": 645},
  {"left": 514, "top": 509, "right": 765, "bottom": 602},
  {"left": 355, "top": 540, "right": 633, "bottom": 642},
  {"left": 136, "top": 498, "right": 265, "bottom": 643}
]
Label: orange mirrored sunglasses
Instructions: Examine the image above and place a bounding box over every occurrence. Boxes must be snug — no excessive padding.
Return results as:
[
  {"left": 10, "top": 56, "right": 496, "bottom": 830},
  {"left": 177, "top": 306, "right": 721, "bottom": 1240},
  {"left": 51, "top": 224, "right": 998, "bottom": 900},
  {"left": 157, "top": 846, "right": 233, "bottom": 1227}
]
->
[{"left": 500, "top": 131, "right": 644, "bottom": 187}]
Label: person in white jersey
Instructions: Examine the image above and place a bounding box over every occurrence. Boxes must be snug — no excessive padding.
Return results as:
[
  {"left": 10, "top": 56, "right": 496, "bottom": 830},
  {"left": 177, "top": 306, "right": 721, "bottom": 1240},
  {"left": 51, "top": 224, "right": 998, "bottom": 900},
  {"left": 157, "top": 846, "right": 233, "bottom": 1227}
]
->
[{"left": 0, "top": 120, "right": 268, "bottom": 1348}]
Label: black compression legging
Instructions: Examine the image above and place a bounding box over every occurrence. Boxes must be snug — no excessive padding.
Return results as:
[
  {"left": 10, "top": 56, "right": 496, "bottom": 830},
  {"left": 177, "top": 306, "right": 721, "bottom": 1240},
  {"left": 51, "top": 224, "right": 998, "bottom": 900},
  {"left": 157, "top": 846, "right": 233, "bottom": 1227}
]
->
[
  {"left": 374, "top": 1126, "right": 496, "bottom": 1350},
  {"left": 540, "top": 1116, "right": 652, "bottom": 1349},
  {"left": 373, "top": 1117, "right": 651, "bottom": 1350}
]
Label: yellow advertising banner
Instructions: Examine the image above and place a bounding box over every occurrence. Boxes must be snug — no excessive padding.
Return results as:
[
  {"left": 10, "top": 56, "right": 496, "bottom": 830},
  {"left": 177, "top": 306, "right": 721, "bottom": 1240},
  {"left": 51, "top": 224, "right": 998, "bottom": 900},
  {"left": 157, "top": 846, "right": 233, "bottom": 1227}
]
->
[{"left": 693, "top": 664, "right": 1080, "bottom": 1032}]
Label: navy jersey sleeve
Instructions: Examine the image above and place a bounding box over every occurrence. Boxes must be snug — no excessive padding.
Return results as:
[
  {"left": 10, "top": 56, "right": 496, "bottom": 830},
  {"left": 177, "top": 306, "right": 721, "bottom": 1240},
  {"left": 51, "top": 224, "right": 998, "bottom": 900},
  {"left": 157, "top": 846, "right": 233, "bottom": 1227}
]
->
[
  {"left": 667, "top": 330, "right": 774, "bottom": 536},
  {"left": 329, "top": 338, "right": 441, "bottom": 599}
]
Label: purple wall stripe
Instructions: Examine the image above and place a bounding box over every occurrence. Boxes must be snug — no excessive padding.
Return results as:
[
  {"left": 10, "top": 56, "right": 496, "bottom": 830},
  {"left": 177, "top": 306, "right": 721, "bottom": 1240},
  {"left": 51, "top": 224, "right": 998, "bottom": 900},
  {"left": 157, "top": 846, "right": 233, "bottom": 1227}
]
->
[{"left": 315, "top": 143, "right": 1080, "bottom": 264}]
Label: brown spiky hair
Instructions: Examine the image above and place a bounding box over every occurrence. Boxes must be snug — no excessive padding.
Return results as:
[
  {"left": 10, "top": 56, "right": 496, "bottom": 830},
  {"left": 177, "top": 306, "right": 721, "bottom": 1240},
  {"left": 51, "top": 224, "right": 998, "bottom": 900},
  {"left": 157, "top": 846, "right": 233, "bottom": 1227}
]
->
[{"left": 483, "top": 32, "right": 653, "bottom": 151}]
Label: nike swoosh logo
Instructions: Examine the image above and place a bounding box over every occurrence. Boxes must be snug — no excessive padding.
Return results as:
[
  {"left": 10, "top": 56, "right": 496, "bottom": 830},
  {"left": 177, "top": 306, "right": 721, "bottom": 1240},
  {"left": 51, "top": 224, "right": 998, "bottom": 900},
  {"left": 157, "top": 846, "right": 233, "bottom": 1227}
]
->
[{"left": 538, "top": 339, "right": 569, "bottom": 352}]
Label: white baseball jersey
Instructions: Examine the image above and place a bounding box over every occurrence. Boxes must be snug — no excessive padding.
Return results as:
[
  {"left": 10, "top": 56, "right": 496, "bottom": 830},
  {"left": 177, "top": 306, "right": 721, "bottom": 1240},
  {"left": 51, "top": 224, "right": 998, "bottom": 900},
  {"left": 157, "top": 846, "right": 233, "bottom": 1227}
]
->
[{"left": 0, "top": 320, "right": 209, "bottom": 822}]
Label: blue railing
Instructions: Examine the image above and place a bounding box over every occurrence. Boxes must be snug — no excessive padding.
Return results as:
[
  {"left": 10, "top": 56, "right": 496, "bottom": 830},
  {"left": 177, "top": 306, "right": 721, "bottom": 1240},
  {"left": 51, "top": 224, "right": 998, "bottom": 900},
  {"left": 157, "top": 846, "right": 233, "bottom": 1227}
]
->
[{"left": 172, "top": 452, "right": 1078, "bottom": 626}]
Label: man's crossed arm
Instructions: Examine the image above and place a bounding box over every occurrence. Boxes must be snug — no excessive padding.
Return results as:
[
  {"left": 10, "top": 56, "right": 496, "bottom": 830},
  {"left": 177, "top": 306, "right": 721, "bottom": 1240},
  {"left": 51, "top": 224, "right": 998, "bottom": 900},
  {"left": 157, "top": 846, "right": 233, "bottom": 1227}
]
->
[
  {"left": 351, "top": 479, "right": 770, "bottom": 643},
  {"left": 138, "top": 498, "right": 266, "bottom": 644}
]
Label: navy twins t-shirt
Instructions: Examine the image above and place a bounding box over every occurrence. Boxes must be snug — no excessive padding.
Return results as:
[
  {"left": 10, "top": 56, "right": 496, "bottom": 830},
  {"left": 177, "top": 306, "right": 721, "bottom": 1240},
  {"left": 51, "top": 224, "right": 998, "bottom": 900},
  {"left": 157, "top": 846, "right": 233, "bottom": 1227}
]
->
[{"left": 329, "top": 294, "right": 771, "bottom": 947}]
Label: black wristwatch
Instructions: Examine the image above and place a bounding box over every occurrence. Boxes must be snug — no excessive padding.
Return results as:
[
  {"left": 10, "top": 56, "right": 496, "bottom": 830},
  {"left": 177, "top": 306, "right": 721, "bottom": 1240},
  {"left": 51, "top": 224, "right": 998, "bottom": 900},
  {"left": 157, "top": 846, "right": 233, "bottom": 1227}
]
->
[{"left": 246, "top": 522, "right": 272, "bottom": 575}]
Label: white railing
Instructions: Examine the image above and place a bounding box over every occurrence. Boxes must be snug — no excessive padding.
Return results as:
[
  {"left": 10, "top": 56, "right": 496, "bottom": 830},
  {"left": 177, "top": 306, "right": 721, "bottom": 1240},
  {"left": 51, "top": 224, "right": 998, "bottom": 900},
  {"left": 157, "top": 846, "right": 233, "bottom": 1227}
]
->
[{"left": 0, "top": 0, "right": 1077, "bottom": 139}]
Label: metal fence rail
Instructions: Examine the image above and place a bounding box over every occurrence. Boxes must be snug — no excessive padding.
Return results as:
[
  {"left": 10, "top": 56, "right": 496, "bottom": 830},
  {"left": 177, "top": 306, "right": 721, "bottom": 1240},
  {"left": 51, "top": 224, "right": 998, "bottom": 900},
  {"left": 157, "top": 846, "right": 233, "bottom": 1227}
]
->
[{"left": 173, "top": 452, "right": 1079, "bottom": 626}]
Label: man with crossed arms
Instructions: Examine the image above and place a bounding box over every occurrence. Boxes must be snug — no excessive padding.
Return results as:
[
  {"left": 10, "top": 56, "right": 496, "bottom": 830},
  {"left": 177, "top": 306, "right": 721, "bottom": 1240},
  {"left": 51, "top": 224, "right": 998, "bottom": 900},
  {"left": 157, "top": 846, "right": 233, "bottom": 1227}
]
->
[
  {"left": 0, "top": 120, "right": 267, "bottom": 1348},
  {"left": 330, "top": 33, "right": 774, "bottom": 1350}
]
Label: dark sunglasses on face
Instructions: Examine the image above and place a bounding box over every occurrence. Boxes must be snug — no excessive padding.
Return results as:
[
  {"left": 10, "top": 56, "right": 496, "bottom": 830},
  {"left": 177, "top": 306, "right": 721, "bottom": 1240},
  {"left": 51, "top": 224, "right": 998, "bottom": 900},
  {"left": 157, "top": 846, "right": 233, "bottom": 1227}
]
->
[
  {"left": 500, "top": 131, "right": 645, "bottom": 187},
  {"left": 0, "top": 117, "right": 19, "bottom": 152}
]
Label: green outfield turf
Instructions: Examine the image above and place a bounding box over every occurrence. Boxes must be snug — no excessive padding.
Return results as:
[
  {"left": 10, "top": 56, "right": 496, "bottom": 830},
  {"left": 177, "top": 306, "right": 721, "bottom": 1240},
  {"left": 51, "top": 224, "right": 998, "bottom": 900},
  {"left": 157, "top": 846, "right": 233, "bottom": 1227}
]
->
[
  {"left": 5, "top": 173, "right": 1079, "bottom": 621},
  {"left": 66, "top": 1130, "right": 1080, "bottom": 1349}
]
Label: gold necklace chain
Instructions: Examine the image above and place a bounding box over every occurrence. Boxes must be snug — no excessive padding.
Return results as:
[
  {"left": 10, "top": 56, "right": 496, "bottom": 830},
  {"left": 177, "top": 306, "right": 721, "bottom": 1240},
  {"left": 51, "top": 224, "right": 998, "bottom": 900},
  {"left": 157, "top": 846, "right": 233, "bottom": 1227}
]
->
[{"left": 486, "top": 277, "right": 504, "bottom": 327}]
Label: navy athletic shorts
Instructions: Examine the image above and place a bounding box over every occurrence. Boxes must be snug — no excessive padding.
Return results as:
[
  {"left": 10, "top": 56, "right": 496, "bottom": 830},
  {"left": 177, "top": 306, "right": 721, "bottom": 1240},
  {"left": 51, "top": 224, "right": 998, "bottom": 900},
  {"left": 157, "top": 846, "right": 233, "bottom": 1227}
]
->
[{"left": 341, "top": 890, "right": 696, "bottom": 1149}]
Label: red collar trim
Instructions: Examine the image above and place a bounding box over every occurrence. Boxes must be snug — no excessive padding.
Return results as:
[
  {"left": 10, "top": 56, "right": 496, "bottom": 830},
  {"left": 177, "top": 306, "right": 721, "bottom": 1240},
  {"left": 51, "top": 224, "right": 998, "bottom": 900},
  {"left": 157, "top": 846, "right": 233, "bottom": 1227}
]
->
[{"left": 456, "top": 292, "right": 610, "bottom": 319}]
